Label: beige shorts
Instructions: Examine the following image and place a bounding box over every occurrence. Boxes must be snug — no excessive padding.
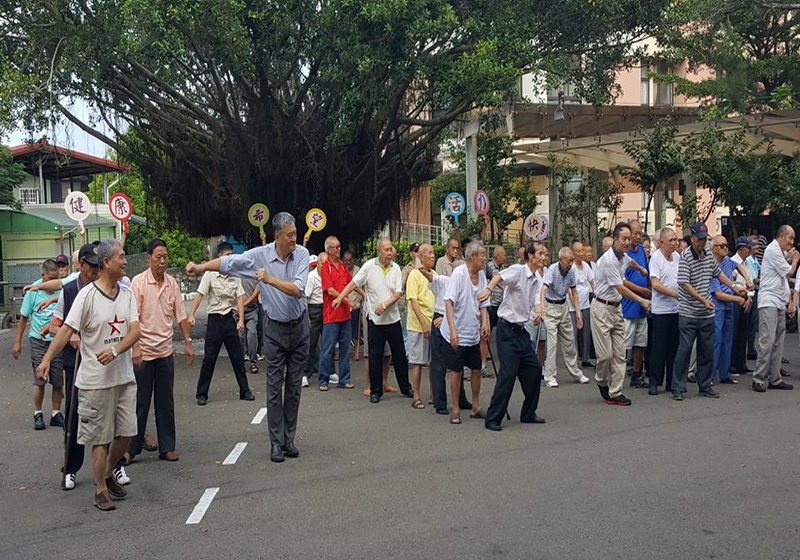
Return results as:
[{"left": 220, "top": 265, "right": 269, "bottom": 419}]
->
[
  {"left": 77, "top": 382, "right": 138, "bottom": 446},
  {"left": 624, "top": 317, "right": 648, "bottom": 349}
]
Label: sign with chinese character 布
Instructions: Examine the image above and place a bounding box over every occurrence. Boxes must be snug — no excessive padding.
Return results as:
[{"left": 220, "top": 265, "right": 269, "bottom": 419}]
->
[
  {"left": 109, "top": 192, "right": 134, "bottom": 233},
  {"left": 444, "top": 192, "right": 466, "bottom": 226},
  {"left": 247, "top": 203, "right": 270, "bottom": 238},
  {"left": 64, "top": 191, "right": 91, "bottom": 234}
]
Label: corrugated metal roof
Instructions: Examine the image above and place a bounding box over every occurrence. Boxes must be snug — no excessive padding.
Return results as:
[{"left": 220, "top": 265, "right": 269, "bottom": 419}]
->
[{"left": 17, "top": 207, "right": 116, "bottom": 228}]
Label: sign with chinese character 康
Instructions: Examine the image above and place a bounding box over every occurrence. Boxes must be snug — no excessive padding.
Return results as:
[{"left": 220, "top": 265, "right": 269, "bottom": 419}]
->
[
  {"left": 445, "top": 192, "right": 466, "bottom": 226},
  {"left": 109, "top": 192, "right": 134, "bottom": 233},
  {"left": 64, "top": 191, "right": 91, "bottom": 234}
]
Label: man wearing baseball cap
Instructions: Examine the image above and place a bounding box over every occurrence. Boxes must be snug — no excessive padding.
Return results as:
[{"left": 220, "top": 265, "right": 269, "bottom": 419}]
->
[{"left": 731, "top": 236, "right": 757, "bottom": 374}]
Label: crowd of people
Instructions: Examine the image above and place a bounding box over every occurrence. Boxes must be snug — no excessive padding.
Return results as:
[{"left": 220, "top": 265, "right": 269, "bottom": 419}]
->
[{"left": 12, "top": 210, "right": 800, "bottom": 512}]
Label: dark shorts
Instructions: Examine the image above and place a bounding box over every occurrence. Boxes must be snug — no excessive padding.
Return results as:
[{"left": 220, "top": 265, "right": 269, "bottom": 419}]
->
[
  {"left": 442, "top": 342, "right": 482, "bottom": 373},
  {"left": 30, "top": 337, "right": 63, "bottom": 388},
  {"left": 489, "top": 306, "right": 500, "bottom": 328}
]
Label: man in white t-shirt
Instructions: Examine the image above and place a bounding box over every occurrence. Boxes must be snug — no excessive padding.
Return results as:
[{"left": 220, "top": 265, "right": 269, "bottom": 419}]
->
[
  {"left": 36, "top": 239, "right": 140, "bottom": 512},
  {"left": 334, "top": 238, "right": 413, "bottom": 403},
  {"left": 569, "top": 241, "right": 595, "bottom": 368},
  {"left": 648, "top": 228, "right": 681, "bottom": 395},
  {"left": 440, "top": 241, "right": 491, "bottom": 424}
]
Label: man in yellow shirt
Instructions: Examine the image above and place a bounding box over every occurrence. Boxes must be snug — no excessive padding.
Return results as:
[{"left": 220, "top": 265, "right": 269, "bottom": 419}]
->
[{"left": 406, "top": 243, "right": 437, "bottom": 409}]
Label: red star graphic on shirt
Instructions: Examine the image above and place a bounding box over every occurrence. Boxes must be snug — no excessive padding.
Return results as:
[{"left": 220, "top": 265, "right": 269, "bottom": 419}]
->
[{"left": 108, "top": 314, "right": 125, "bottom": 336}]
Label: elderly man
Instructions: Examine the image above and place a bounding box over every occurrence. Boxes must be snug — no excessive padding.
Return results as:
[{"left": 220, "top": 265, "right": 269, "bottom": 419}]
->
[
  {"left": 671, "top": 224, "right": 746, "bottom": 400},
  {"left": 730, "top": 236, "right": 757, "bottom": 375},
  {"left": 752, "top": 225, "right": 799, "bottom": 392},
  {"left": 436, "top": 236, "right": 465, "bottom": 277},
  {"left": 745, "top": 235, "right": 762, "bottom": 360},
  {"left": 128, "top": 239, "right": 193, "bottom": 463},
  {"left": 439, "top": 241, "right": 491, "bottom": 424},
  {"left": 601, "top": 236, "right": 613, "bottom": 254},
  {"left": 342, "top": 251, "right": 362, "bottom": 347},
  {"left": 334, "top": 238, "right": 413, "bottom": 404},
  {"left": 648, "top": 228, "right": 680, "bottom": 395},
  {"left": 708, "top": 236, "right": 752, "bottom": 385},
  {"left": 485, "top": 246, "right": 508, "bottom": 330},
  {"left": 481, "top": 242, "right": 548, "bottom": 431},
  {"left": 36, "top": 239, "right": 140, "bottom": 511},
  {"left": 623, "top": 220, "right": 651, "bottom": 388},
  {"left": 319, "top": 237, "right": 357, "bottom": 390},
  {"left": 406, "top": 243, "right": 437, "bottom": 409},
  {"left": 569, "top": 241, "right": 595, "bottom": 368},
  {"left": 188, "top": 241, "right": 254, "bottom": 405},
  {"left": 540, "top": 247, "right": 589, "bottom": 387},
  {"left": 590, "top": 222, "right": 650, "bottom": 406},
  {"left": 188, "top": 212, "right": 310, "bottom": 462},
  {"left": 303, "top": 253, "right": 326, "bottom": 387}
]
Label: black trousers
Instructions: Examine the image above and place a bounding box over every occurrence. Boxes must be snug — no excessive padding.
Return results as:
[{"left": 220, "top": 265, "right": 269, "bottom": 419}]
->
[
  {"left": 430, "top": 317, "right": 470, "bottom": 411},
  {"left": 485, "top": 319, "right": 542, "bottom": 426},
  {"left": 367, "top": 319, "right": 411, "bottom": 397},
  {"left": 747, "top": 291, "right": 759, "bottom": 357},
  {"left": 731, "top": 303, "right": 751, "bottom": 373},
  {"left": 305, "top": 304, "right": 323, "bottom": 375},
  {"left": 649, "top": 313, "right": 679, "bottom": 390},
  {"left": 129, "top": 356, "right": 176, "bottom": 455},
  {"left": 62, "top": 364, "right": 84, "bottom": 475},
  {"left": 197, "top": 313, "right": 251, "bottom": 399}
]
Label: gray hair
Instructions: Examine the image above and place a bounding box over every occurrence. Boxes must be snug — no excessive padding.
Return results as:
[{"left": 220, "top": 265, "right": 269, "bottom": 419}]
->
[
  {"left": 558, "top": 247, "right": 573, "bottom": 259},
  {"left": 97, "top": 239, "right": 121, "bottom": 269},
  {"left": 464, "top": 240, "right": 485, "bottom": 260},
  {"left": 41, "top": 259, "right": 58, "bottom": 274},
  {"left": 777, "top": 224, "right": 794, "bottom": 238},
  {"left": 659, "top": 227, "right": 674, "bottom": 241},
  {"left": 272, "top": 212, "right": 295, "bottom": 234},
  {"left": 324, "top": 236, "right": 340, "bottom": 251}
]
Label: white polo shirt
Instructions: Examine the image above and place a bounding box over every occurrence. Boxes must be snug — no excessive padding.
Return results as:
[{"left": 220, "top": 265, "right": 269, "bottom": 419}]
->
[
  {"left": 352, "top": 257, "right": 403, "bottom": 325},
  {"left": 593, "top": 247, "right": 631, "bottom": 302},
  {"left": 568, "top": 262, "right": 594, "bottom": 311}
]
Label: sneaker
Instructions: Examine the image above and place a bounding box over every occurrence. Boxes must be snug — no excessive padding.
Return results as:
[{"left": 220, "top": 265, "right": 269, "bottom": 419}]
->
[
  {"left": 94, "top": 489, "right": 116, "bottom": 511},
  {"left": 481, "top": 366, "right": 495, "bottom": 379},
  {"left": 606, "top": 394, "right": 632, "bottom": 406},
  {"left": 105, "top": 475, "right": 127, "bottom": 500},
  {"left": 301, "top": 376, "right": 309, "bottom": 388},
  {"left": 752, "top": 382, "right": 766, "bottom": 393},
  {"left": 113, "top": 465, "right": 131, "bottom": 486},
  {"left": 34, "top": 412, "right": 45, "bottom": 431},
  {"left": 256, "top": 353, "right": 264, "bottom": 361},
  {"left": 768, "top": 380, "right": 794, "bottom": 390},
  {"left": 648, "top": 386, "right": 659, "bottom": 396},
  {"left": 699, "top": 387, "right": 720, "bottom": 398},
  {"left": 598, "top": 384, "right": 610, "bottom": 401},
  {"left": 672, "top": 392, "right": 685, "bottom": 401},
  {"left": 50, "top": 412, "right": 65, "bottom": 427},
  {"left": 329, "top": 373, "right": 340, "bottom": 384},
  {"left": 62, "top": 473, "right": 76, "bottom": 491},
  {"left": 687, "top": 374, "right": 696, "bottom": 383},
  {"left": 463, "top": 367, "right": 471, "bottom": 380},
  {"left": 249, "top": 361, "right": 258, "bottom": 374},
  {"left": 546, "top": 379, "right": 559, "bottom": 388},
  {"left": 576, "top": 375, "right": 590, "bottom": 384}
]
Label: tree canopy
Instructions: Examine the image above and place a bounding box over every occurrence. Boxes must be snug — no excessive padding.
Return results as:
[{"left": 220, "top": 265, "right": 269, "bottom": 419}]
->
[
  {"left": 1, "top": 0, "right": 668, "bottom": 244},
  {"left": 0, "top": 145, "right": 27, "bottom": 208}
]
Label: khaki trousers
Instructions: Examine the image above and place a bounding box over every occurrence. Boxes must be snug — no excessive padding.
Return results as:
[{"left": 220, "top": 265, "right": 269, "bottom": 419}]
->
[
  {"left": 590, "top": 300, "right": 626, "bottom": 398},
  {"left": 544, "top": 302, "right": 583, "bottom": 382}
]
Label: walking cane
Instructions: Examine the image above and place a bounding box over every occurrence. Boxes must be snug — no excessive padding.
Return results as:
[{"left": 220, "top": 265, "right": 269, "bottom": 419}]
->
[{"left": 354, "top": 308, "right": 362, "bottom": 361}]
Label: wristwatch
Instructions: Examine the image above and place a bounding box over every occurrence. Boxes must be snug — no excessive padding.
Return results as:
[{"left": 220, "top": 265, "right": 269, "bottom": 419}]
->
[
  {"left": 185, "top": 338, "right": 193, "bottom": 344},
  {"left": 111, "top": 346, "right": 119, "bottom": 359}
]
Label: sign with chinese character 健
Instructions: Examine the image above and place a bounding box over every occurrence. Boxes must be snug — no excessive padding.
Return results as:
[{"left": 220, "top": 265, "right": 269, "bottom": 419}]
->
[
  {"left": 524, "top": 213, "right": 550, "bottom": 241},
  {"left": 444, "top": 192, "right": 466, "bottom": 226},
  {"left": 304, "top": 207, "right": 327, "bottom": 242},
  {"left": 64, "top": 191, "right": 91, "bottom": 234},
  {"left": 247, "top": 203, "right": 270, "bottom": 238},
  {"left": 109, "top": 192, "right": 134, "bottom": 233}
]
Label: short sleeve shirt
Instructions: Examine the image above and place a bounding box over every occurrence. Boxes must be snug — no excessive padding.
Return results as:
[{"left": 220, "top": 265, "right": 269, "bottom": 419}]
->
[
  {"left": 649, "top": 250, "right": 680, "bottom": 315},
  {"left": 440, "top": 265, "right": 490, "bottom": 346},
  {"left": 569, "top": 262, "right": 594, "bottom": 311},
  {"left": 352, "top": 258, "right": 403, "bottom": 325},
  {"left": 20, "top": 288, "right": 60, "bottom": 341},
  {"left": 405, "top": 269, "right": 435, "bottom": 332},
  {"left": 758, "top": 240, "right": 791, "bottom": 309},
  {"left": 131, "top": 270, "right": 186, "bottom": 360},
  {"left": 622, "top": 244, "right": 649, "bottom": 319},
  {"left": 197, "top": 271, "right": 244, "bottom": 315},
  {"left": 710, "top": 256, "right": 737, "bottom": 311},
  {"left": 485, "top": 259, "right": 508, "bottom": 306},
  {"left": 497, "top": 264, "right": 541, "bottom": 325},
  {"left": 64, "top": 282, "right": 139, "bottom": 389},
  {"left": 594, "top": 247, "right": 631, "bottom": 302},
  {"left": 677, "top": 247, "right": 720, "bottom": 318},
  {"left": 543, "top": 262, "right": 576, "bottom": 301},
  {"left": 320, "top": 259, "right": 353, "bottom": 324}
]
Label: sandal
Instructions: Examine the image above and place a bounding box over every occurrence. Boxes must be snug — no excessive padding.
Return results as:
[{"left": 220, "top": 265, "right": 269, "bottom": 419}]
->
[
  {"left": 470, "top": 409, "right": 486, "bottom": 419},
  {"left": 337, "top": 383, "right": 355, "bottom": 389},
  {"left": 319, "top": 385, "right": 329, "bottom": 392},
  {"left": 449, "top": 412, "right": 462, "bottom": 425},
  {"left": 411, "top": 399, "right": 425, "bottom": 410}
]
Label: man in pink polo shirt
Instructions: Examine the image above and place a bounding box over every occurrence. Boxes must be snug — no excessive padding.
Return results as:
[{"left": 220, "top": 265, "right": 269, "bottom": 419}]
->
[{"left": 128, "top": 239, "right": 194, "bottom": 462}]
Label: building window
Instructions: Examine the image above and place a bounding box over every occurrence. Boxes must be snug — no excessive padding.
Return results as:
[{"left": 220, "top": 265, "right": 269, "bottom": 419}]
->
[
  {"left": 640, "top": 66, "right": 650, "bottom": 105},
  {"left": 653, "top": 62, "right": 674, "bottom": 106},
  {"left": 547, "top": 82, "right": 580, "bottom": 104},
  {"left": 18, "top": 188, "right": 40, "bottom": 205}
]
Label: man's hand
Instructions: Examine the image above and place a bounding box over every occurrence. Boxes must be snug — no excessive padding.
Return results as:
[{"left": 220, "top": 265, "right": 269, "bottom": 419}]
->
[
  {"left": 187, "top": 315, "right": 196, "bottom": 327},
  {"left": 477, "top": 288, "right": 491, "bottom": 303},
  {"left": 22, "top": 284, "right": 37, "bottom": 294},
  {"left": 743, "top": 297, "right": 752, "bottom": 313},
  {"left": 256, "top": 268, "right": 271, "bottom": 285},
  {"left": 332, "top": 295, "right": 343, "bottom": 309},
  {"left": 481, "top": 322, "right": 489, "bottom": 341},
  {"left": 733, "top": 286, "right": 748, "bottom": 297},
  {"left": 374, "top": 303, "right": 385, "bottom": 316},
  {"left": 450, "top": 331, "right": 459, "bottom": 349},
  {"left": 237, "top": 318, "right": 244, "bottom": 332},
  {"left": 185, "top": 343, "right": 195, "bottom": 365},
  {"left": 433, "top": 317, "right": 443, "bottom": 329},
  {"left": 703, "top": 299, "right": 715, "bottom": 311},
  {"left": 12, "top": 342, "right": 21, "bottom": 360},
  {"left": 788, "top": 299, "right": 797, "bottom": 318},
  {"left": 533, "top": 305, "right": 543, "bottom": 325},
  {"left": 96, "top": 348, "right": 115, "bottom": 365},
  {"left": 422, "top": 326, "right": 431, "bottom": 339},
  {"left": 576, "top": 313, "right": 583, "bottom": 330},
  {"left": 746, "top": 281, "right": 754, "bottom": 292},
  {"left": 185, "top": 261, "right": 202, "bottom": 277},
  {"left": 69, "top": 333, "right": 80, "bottom": 350},
  {"left": 37, "top": 298, "right": 55, "bottom": 311},
  {"left": 640, "top": 299, "right": 651, "bottom": 312},
  {"left": 133, "top": 350, "right": 143, "bottom": 369},
  {"left": 790, "top": 248, "right": 799, "bottom": 264},
  {"left": 35, "top": 361, "right": 49, "bottom": 382}
]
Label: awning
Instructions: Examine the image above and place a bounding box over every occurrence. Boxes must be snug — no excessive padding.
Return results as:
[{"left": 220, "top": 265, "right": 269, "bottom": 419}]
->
[{"left": 14, "top": 206, "right": 116, "bottom": 229}]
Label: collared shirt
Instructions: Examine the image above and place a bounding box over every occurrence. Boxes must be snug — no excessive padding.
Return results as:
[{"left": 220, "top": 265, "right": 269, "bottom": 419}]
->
[
  {"left": 406, "top": 269, "right": 435, "bottom": 332},
  {"left": 623, "top": 243, "right": 649, "bottom": 319},
  {"left": 197, "top": 271, "right": 244, "bottom": 315},
  {"left": 758, "top": 239, "right": 791, "bottom": 310},
  {"left": 435, "top": 255, "right": 465, "bottom": 277},
  {"left": 485, "top": 259, "right": 508, "bottom": 306},
  {"left": 745, "top": 255, "right": 760, "bottom": 282},
  {"left": 677, "top": 246, "right": 720, "bottom": 318},
  {"left": 305, "top": 268, "right": 323, "bottom": 305},
  {"left": 568, "top": 261, "right": 594, "bottom": 311},
  {"left": 440, "top": 264, "right": 490, "bottom": 346},
  {"left": 649, "top": 250, "right": 680, "bottom": 315},
  {"left": 321, "top": 259, "right": 353, "bottom": 324},
  {"left": 220, "top": 242, "right": 310, "bottom": 322},
  {"left": 497, "top": 263, "right": 541, "bottom": 325},
  {"left": 593, "top": 246, "right": 631, "bottom": 302},
  {"left": 352, "top": 257, "right": 403, "bottom": 325},
  {"left": 710, "top": 256, "right": 737, "bottom": 311},
  {"left": 131, "top": 269, "right": 186, "bottom": 360},
  {"left": 347, "top": 265, "right": 361, "bottom": 307},
  {"left": 20, "top": 288, "right": 59, "bottom": 341},
  {"left": 543, "top": 262, "right": 576, "bottom": 302}
]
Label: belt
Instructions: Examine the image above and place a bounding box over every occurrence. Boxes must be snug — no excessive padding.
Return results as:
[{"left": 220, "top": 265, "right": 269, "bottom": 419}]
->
[
  {"left": 595, "top": 297, "right": 621, "bottom": 307},
  {"left": 268, "top": 314, "right": 306, "bottom": 327},
  {"left": 546, "top": 298, "right": 566, "bottom": 305},
  {"left": 499, "top": 318, "right": 526, "bottom": 331}
]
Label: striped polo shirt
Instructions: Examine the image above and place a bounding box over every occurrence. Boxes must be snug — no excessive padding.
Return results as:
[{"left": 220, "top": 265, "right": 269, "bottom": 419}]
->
[{"left": 677, "top": 246, "right": 721, "bottom": 318}]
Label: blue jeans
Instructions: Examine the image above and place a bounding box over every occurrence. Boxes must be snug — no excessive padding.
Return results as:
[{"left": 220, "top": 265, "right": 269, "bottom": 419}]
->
[
  {"left": 319, "top": 320, "right": 351, "bottom": 386},
  {"left": 713, "top": 307, "right": 733, "bottom": 382}
]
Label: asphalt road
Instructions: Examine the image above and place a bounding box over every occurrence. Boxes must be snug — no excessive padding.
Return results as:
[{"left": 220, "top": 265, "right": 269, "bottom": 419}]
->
[{"left": 1, "top": 316, "right": 800, "bottom": 560}]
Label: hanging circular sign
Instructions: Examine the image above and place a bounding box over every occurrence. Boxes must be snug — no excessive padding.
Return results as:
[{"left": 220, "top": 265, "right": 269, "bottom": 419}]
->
[
  {"left": 109, "top": 192, "right": 134, "bottom": 233},
  {"left": 524, "top": 213, "right": 550, "bottom": 241},
  {"left": 444, "top": 192, "right": 466, "bottom": 225}
]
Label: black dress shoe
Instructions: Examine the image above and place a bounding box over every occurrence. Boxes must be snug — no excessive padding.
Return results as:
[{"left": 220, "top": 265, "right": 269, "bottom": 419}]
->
[
  {"left": 581, "top": 361, "right": 595, "bottom": 368},
  {"left": 240, "top": 391, "right": 255, "bottom": 401},
  {"left": 598, "top": 384, "right": 610, "bottom": 401},
  {"left": 435, "top": 408, "right": 449, "bottom": 415},
  {"left": 369, "top": 394, "right": 381, "bottom": 404},
  {"left": 197, "top": 396, "right": 207, "bottom": 406},
  {"left": 270, "top": 444, "right": 285, "bottom": 463},
  {"left": 521, "top": 415, "right": 546, "bottom": 424},
  {"left": 485, "top": 422, "right": 503, "bottom": 432},
  {"left": 401, "top": 389, "right": 414, "bottom": 398},
  {"left": 282, "top": 442, "right": 300, "bottom": 458}
]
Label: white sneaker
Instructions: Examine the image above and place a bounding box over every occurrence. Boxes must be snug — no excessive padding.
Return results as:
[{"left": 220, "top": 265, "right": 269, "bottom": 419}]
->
[
  {"left": 301, "top": 376, "right": 309, "bottom": 388},
  {"left": 463, "top": 367, "right": 471, "bottom": 380},
  {"left": 256, "top": 353, "right": 264, "bottom": 361},
  {"left": 114, "top": 465, "right": 131, "bottom": 485},
  {"left": 546, "top": 378, "right": 559, "bottom": 388},
  {"left": 577, "top": 375, "right": 590, "bottom": 384},
  {"left": 330, "top": 373, "right": 340, "bottom": 384},
  {"left": 62, "top": 473, "right": 76, "bottom": 491}
]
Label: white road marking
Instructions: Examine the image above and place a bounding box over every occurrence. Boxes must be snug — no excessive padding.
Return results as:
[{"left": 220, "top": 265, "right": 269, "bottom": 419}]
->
[
  {"left": 251, "top": 407, "right": 267, "bottom": 424},
  {"left": 222, "top": 442, "right": 248, "bottom": 465},
  {"left": 186, "top": 487, "right": 219, "bottom": 525}
]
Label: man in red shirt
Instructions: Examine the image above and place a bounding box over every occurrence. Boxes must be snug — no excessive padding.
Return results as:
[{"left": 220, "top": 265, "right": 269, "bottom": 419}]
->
[{"left": 318, "top": 236, "right": 361, "bottom": 389}]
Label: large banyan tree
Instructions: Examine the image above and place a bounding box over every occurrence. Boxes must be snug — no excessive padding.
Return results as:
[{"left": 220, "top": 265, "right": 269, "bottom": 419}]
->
[{"left": 1, "top": 0, "right": 667, "bottom": 242}]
